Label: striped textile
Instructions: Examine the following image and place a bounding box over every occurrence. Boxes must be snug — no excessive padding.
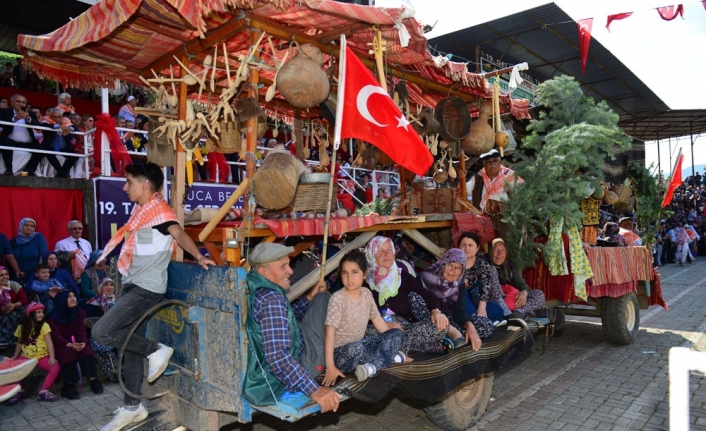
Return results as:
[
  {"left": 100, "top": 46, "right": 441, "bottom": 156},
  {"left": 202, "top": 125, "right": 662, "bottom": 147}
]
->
[
  {"left": 17, "top": 0, "right": 531, "bottom": 120},
  {"left": 585, "top": 247, "right": 654, "bottom": 286},
  {"left": 252, "top": 215, "right": 415, "bottom": 237},
  {"left": 336, "top": 323, "right": 533, "bottom": 403}
]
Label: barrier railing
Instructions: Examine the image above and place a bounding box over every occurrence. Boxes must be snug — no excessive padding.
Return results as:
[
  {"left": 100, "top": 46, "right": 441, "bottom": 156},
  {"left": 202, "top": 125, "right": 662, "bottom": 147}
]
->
[{"left": 669, "top": 347, "right": 706, "bottom": 430}]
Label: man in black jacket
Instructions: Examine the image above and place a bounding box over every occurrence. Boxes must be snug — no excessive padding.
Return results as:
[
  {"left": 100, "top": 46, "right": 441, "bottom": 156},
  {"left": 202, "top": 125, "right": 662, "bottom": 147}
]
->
[{"left": 0, "top": 94, "right": 45, "bottom": 175}]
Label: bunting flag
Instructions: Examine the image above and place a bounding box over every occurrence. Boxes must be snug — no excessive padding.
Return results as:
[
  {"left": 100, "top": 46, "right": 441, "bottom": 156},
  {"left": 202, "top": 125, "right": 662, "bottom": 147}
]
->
[
  {"left": 662, "top": 151, "right": 684, "bottom": 207},
  {"left": 577, "top": 18, "right": 593, "bottom": 74},
  {"left": 606, "top": 12, "right": 633, "bottom": 31},
  {"left": 657, "top": 5, "right": 685, "bottom": 20},
  {"left": 703, "top": 0, "right": 706, "bottom": 10}
]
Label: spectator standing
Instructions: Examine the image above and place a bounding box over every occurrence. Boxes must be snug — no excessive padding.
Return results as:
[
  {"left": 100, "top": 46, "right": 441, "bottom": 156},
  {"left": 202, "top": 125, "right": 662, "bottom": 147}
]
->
[
  {"left": 118, "top": 95, "right": 137, "bottom": 123},
  {"left": 56, "top": 93, "right": 75, "bottom": 114}
]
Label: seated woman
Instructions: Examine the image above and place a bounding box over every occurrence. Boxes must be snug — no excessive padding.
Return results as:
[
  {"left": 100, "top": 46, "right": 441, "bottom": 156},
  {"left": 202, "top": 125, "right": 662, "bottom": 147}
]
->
[
  {"left": 46, "top": 291, "right": 103, "bottom": 399},
  {"left": 458, "top": 233, "right": 512, "bottom": 323},
  {"left": 365, "top": 236, "right": 463, "bottom": 354},
  {"left": 79, "top": 250, "right": 108, "bottom": 300},
  {"left": 488, "top": 238, "right": 546, "bottom": 318},
  {"left": 25, "top": 252, "right": 80, "bottom": 299},
  {"left": 602, "top": 222, "right": 627, "bottom": 246},
  {"left": 0, "top": 266, "right": 29, "bottom": 348},
  {"left": 85, "top": 278, "right": 119, "bottom": 382},
  {"left": 419, "top": 249, "right": 493, "bottom": 351}
]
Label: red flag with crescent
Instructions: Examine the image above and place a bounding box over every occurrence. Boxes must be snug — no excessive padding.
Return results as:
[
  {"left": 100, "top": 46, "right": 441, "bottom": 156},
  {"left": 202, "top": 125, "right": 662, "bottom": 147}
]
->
[
  {"left": 577, "top": 18, "right": 593, "bottom": 74},
  {"left": 338, "top": 45, "right": 433, "bottom": 176},
  {"left": 606, "top": 12, "right": 633, "bottom": 32},
  {"left": 657, "top": 5, "right": 684, "bottom": 20}
]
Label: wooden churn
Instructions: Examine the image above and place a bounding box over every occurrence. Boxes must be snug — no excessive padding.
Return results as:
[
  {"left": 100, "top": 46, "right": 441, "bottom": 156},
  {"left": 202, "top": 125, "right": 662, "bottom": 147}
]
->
[
  {"left": 252, "top": 152, "right": 302, "bottom": 210},
  {"left": 435, "top": 97, "right": 472, "bottom": 142}
]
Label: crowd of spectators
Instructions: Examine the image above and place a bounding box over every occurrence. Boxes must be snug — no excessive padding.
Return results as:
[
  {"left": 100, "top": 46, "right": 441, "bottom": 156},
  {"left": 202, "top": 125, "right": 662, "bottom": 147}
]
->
[{"left": 1, "top": 219, "right": 118, "bottom": 404}]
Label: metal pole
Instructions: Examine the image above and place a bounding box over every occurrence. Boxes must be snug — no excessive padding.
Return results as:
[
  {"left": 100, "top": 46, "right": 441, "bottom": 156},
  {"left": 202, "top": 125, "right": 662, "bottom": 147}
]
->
[
  {"left": 669, "top": 137, "right": 672, "bottom": 173},
  {"left": 690, "top": 123, "right": 695, "bottom": 178},
  {"left": 100, "top": 87, "right": 110, "bottom": 176},
  {"left": 656, "top": 133, "right": 661, "bottom": 183}
]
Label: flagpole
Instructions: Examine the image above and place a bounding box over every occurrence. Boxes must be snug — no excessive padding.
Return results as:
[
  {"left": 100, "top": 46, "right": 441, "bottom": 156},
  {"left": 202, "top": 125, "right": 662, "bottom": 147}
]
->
[{"left": 319, "top": 35, "right": 348, "bottom": 286}]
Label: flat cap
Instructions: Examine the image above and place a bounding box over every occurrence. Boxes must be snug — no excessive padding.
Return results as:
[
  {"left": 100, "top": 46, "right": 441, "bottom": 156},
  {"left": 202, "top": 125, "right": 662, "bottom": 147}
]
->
[
  {"left": 249, "top": 243, "right": 294, "bottom": 265},
  {"left": 480, "top": 149, "right": 500, "bottom": 161}
]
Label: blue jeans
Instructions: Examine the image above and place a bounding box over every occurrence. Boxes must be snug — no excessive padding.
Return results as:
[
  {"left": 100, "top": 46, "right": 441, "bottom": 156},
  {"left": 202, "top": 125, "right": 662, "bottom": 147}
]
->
[{"left": 92, "top": 283, "right": 163, "bottom": 405}]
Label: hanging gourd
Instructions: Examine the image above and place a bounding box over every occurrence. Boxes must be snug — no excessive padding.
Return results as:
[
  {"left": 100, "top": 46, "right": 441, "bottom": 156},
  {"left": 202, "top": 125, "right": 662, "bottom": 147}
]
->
[{"left": 277, "top": 43, "right": 330, "bottom": 109}]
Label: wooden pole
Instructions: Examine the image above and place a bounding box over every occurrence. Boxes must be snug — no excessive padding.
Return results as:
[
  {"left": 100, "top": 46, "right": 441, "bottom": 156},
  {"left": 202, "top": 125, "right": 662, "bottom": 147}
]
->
[
  {"left": 172, "top": 55, "right": 188, "bottom": 261},
  {"left": 243, "top": 28, "right": 261, "bottom": 231},
  {"left": 459, "top": 153, "right": 467, "bottom": 201},
  {"left": 198, "top": 177, "right": 251, "bottom": 242}
]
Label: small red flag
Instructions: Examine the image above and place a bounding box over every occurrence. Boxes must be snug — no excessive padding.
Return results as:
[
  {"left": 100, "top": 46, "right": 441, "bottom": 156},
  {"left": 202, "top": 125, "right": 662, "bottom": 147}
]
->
[
  {"left": 662, "top": 153, "right": 684, "bottom": 207},
  {"left": 657, "top": 5, "right": 684, "bottom": 21},
  {"left": 606, "top": 12, "right": 633, "bottom": 32},
  {"left": 577, "top": 19, "right": 593, "bottom": 74},
  {"left": 339, "top": 46, "right": 433, "bottom": 176}
]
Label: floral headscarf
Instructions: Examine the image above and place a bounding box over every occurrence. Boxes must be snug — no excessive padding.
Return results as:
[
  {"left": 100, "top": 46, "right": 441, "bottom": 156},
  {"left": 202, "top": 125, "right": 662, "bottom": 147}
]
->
[
  {"left": 15, "top": 218, "right": 37, "bottom": 245},
  {"left": 419, "top": 248, "right": 466, "bottom": 316},
  {"left": 0, "top": 266, "right": 11, "bottom": 307},
  {"left": 365, "top": 236, "right": 401, "bottom": 306},
  {"left": 603, "top": 222, "right": 627, "bottom": 246},
  {"left": 87, "top": 277, "right": 116, "bottom": 312}
]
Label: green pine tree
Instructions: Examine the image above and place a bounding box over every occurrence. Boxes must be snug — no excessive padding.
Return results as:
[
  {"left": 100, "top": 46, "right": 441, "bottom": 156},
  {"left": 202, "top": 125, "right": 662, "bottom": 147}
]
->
[{"left": 502, "top": 76, "right": 631, "bottom": 268}]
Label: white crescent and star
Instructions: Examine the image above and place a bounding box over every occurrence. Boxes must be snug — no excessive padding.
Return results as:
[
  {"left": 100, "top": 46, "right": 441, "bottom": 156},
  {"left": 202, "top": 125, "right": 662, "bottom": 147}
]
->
[
  {"left": 356, "top": 85, "right": 410, "bottom": 131},
  {"left": 356, "top": 85, "right": 388, "bottom": 127}
]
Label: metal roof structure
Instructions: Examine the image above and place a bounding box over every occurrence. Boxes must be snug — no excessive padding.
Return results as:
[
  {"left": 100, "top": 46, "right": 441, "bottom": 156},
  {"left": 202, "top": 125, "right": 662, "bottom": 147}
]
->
[
  {"left": 427, "top": 2, "right": 705, "bottom": 141},
  {"left": 0, "top": 1, "right": 90, "bottom": 54}
]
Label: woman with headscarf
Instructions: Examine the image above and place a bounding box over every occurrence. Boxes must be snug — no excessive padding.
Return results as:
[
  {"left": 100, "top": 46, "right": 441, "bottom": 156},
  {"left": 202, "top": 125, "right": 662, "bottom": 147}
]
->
[
  {"left": 419, "top": 249, "right": 493, "bottom": 351},
  {"left": 79, "top": 250, "right": 109, "bottom": 300},
  {"left": 46, "top": 291, "right": 103, "bottom": 399},
  {"left": 488, "top": 238, "right": 546, "bottom": 318},
  {"left": 602, "top": 222, "right": 627, "bottom": 246},
  {"left": 85, "top": 278, "right": 119, "bottom": 382},
  {"left": 364, "top": 236, "right": 463, "bottom": 353},
  {"left": 0, "top": 266, "right": 29, "bottom": 347},
  {"left": 458, "top": 232, "right": 511, "bottom": 323},
  {"left": 10, "top": 218, "right": 48, "bottom": 281}
]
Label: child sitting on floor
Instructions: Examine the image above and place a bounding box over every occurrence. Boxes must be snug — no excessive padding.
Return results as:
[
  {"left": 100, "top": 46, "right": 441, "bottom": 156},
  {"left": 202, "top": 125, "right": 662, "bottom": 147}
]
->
[
  {"left": 322, "top": 250, "right": 406, "bottom": 384},
  {"left": 7, "top": 302, "right": 60, "bottom": 404}
]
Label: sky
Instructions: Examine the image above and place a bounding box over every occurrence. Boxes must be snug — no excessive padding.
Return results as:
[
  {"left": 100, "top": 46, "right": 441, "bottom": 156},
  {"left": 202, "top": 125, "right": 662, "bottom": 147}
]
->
[{"left": 385, "top": 0, "right": 706, "bottom": 178}]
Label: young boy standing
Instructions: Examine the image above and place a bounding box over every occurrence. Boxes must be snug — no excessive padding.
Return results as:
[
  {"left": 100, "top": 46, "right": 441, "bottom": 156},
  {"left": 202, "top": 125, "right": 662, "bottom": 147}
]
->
[{"left": 92, "top": 163, "right": 215, "bottom": 431}]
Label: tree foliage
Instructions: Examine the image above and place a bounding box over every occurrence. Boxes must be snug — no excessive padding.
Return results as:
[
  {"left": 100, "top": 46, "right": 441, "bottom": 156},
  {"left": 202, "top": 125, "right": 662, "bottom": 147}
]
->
[{"left": 502, "top": 76, "right": 632, "bottom": 268}]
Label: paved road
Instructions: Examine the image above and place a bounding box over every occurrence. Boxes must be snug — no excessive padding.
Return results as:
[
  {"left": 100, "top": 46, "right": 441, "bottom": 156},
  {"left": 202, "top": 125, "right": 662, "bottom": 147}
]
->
[{"left": 1, "top": 260, "right": 705, "bottom": 431}]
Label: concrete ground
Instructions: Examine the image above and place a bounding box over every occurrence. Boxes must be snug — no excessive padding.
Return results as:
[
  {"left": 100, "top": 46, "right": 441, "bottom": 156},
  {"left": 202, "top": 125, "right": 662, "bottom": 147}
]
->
[{"left": 1, "top": 259, "right": 705, "bottom": 431}]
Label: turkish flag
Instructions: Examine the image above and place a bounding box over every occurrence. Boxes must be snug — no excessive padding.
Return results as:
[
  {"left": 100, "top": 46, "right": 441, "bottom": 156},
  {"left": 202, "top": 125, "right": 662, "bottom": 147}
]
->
[
  {"left": 657, "top": 5, "right": 684, "bottom": 21},
  {"left": 662, "top": 153, "right": 684, "bottom": 207},
  {"left": 338, "top": 45, "right": 433, "bottom": 176},
  {"left": 577, "top": 19, "right": 593, "bottom": 74},
  {"left": 606, "top": 12, "right": 633, "bottom": 32}
]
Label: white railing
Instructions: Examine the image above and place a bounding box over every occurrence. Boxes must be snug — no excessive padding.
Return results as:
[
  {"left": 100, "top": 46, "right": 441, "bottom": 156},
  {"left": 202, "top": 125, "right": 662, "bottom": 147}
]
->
[{"left": 669, "top": 347, "right": 706, "bottom": 431}]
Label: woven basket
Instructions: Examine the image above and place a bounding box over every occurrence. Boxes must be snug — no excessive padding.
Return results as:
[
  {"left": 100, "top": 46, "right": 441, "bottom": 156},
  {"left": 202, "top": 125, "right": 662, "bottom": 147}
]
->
[
  {"left": 611, "top": 184, "right": 632, "bottom": 205},
  {"left": 213, "top": 119, "right": 241, "bottom": 154},
  {"left": 290, "top": 182, "right": 338, "bottom": 213},
  {"left": 613, "top": 196, "right": 635, "bottom": 213},
  {"left": 603, "top": 190, "right": 619, "bottom": 205}
]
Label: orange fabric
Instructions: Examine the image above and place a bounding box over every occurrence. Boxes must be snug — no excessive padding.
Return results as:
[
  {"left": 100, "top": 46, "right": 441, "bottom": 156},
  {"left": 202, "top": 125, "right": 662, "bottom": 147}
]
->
[
  {"left": 57, "top": 103, "right": 75, "bottom": 114},
  {"left": 98, "top": 192, "right": 177, "bottom": 275},
  {"left": 478, "top": 166, "right": 522, "bottom": 210}
]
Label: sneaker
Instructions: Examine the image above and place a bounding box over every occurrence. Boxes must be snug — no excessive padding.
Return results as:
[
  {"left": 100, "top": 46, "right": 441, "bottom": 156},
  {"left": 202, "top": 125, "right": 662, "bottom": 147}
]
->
[
  {"left": 37, "top": 390, "right": 58, "bottom": 402},
  {"left": 0, "top": 384, "right": 21, "bottom": 403},
  {"left": 6, "top": 388, "right": 25, "bottom": 406},
  {"left": 90, "top": 379, "right": 104, "bottom": 394},
  {"left": 147, "top": 343, "right": 174, "bottom": 383},
  {"left": 100, "top": 404, "right": 149, "bottom": 431},
  {"left": 393, "top": 351, "right": 406, "bottom": 364},
  {"left": 0, "top": 357, "right": 38, "bottom": 386},
  {"left": 453, "top": 337, "right": 467, "bottom": 349},
  {"left": 438, "top": 337, "right": 454, "bottom": 353},
  {"left": 355, "top": 363, "right": 377, "bottom": 381}
]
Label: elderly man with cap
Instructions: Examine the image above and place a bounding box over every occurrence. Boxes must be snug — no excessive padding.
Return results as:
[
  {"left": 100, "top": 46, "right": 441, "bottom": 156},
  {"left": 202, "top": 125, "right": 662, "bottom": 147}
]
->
[
  {"left": 118, "top": 95, "right": 137, "bottom": 123},
  {"left": 243, "top": 242, "right": 341, "bottom": 412},
  {"left": 464, "top": 149, "right": 523, "bottom": 212}
]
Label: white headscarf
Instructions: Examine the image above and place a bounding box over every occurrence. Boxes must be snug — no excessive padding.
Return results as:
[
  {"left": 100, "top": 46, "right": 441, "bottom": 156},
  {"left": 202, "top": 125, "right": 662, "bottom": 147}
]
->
[{"left": 364, "top": 236, "right": 401, "bottom": 306}]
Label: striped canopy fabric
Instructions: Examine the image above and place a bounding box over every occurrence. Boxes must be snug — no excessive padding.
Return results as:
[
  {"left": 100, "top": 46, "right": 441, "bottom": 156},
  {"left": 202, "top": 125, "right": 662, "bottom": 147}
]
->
[{"left": 18, "top": 0, "right": 531, "bottom": 119}]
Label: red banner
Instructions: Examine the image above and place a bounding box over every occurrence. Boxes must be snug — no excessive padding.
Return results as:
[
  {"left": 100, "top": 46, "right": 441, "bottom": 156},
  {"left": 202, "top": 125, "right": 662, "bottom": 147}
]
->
[
  {"left": 1, "top": 186, "right": 85, "bottom": 251},
  {"left": 657, "top": 5, "right": 684, "bottom": 20},
  {"left": 662, "top": 154, "right": 684, "bottom": 207},
  {"left": 577, "top": 19, "right": 593, "bottom": 74},
  {"left": 606, "top": 12, "right": 633, "bottom": 32}
]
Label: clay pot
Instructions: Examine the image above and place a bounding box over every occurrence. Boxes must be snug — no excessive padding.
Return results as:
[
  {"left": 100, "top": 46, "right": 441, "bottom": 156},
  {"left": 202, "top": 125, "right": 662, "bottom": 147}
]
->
[
  {"left": 277, "top": 44, "right": 330, "bottom": 109},
  {"left": 461, "top": 100, "right": 494, "bottom": 156}
]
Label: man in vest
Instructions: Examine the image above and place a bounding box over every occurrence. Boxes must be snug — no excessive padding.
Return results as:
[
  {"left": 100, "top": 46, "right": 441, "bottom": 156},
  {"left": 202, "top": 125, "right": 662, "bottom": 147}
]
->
[
  {"left": 465, "top": 149, "right": 523, "bottom": 212},
  {"left": 243, "top": 242, "right": 341, "bottom": 412}
]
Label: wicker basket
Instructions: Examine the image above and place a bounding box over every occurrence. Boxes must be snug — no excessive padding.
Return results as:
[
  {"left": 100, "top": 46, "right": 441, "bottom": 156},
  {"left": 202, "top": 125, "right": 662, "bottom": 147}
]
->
[
  {"left": 290, "top": 182, "right": 338, "bottom": 213},
  {"left": 611, "top": 184, "right": 632, "bottom": 205},
  {"left": 213, "top": 119, "right": 241, "bottom": 154},
  {"left": 613, "top": 196, "right": 635, "bottom": 213},
  {"left": 603, "top": 190, "right": 619, "bottom": 206}
]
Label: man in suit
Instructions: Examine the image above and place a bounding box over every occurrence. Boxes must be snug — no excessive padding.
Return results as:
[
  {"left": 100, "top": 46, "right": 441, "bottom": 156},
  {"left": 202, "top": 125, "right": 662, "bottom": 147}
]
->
[{"left": 0, "top": 94, "right": 46, "bottom": 175}]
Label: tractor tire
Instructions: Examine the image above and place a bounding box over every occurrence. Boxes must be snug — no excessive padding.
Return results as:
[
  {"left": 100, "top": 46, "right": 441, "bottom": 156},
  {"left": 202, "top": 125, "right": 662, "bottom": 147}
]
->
[
  {"left": 424, "top": 373, "right": 494, "bottom": 431},
  {"left": 601, "top": 292, "right": 640, "bottom": 345}
]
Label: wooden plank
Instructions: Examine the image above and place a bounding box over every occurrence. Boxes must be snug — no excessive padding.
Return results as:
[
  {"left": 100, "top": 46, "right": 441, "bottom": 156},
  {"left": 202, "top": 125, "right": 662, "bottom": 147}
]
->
[
  {"left": 287, "top": 231, "right": 377, "bottom": 301},
  {"left": 203, "top": 242, "right": 224, "bottom": 266},
  {"left": 457, "top": 198, "right": 482, "bottom": 214},
  {"left": 402, "top": 228, "right": 443, "bottom": 259},
  {"left": 197, "top": 177, "right": 250, "bottom": 242}
]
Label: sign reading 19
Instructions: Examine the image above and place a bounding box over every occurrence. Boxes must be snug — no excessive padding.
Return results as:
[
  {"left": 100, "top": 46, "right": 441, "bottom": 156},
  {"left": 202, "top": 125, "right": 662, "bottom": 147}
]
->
[{"left": 98, "top": 201, "right": 118, "bottom": 215}]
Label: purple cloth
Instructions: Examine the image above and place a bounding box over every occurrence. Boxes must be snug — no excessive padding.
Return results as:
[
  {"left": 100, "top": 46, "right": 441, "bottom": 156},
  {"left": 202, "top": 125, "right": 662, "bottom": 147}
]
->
[{"left": 419, "top": 248, "right": 466, "bottom": 316}]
